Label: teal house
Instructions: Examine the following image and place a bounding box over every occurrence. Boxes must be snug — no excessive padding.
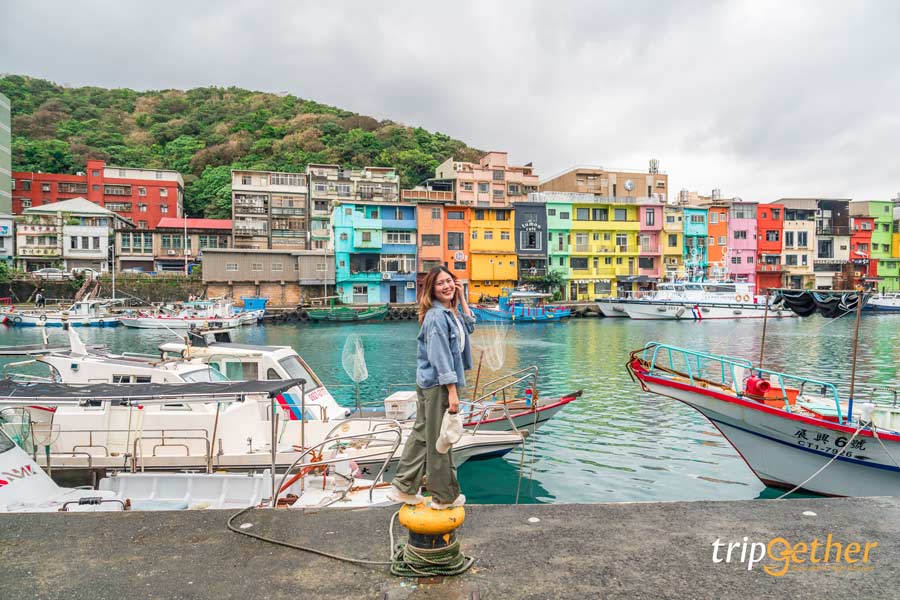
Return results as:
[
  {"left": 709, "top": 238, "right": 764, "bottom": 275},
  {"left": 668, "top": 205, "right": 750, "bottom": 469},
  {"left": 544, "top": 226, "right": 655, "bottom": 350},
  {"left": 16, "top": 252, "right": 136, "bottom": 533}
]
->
[
  {"left": 333, "top": 201, "right": 418, "bottom": 304},
  {"left": 683, "top": 207, "right": 708, "bottom": 280}
]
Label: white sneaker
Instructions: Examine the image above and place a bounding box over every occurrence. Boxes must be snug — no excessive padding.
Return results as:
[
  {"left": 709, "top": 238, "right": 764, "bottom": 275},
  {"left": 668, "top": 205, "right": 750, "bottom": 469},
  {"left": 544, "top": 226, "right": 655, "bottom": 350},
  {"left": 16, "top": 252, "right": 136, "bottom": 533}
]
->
[
  {"left": 429, "top": 494, "right": 466, "bottom": 510},
  {"left": 387, "top": 485, "right": 424, "bottom": 505}
]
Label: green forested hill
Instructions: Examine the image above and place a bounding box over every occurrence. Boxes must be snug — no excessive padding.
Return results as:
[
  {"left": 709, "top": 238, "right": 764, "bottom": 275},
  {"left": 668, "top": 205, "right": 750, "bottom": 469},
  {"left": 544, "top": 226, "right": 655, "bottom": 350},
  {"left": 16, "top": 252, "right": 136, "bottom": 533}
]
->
[{"left": 0, "top": 75, "right": 481, "bottom": 217}]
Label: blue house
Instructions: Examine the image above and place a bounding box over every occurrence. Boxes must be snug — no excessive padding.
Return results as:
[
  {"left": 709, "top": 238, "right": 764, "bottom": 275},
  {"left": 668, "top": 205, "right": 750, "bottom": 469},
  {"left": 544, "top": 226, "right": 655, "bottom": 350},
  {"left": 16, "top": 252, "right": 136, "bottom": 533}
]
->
[
  {"left": 682, "top": 208, "right": 708, "bottom": 280},
  {"left": 333, "top": 202, "right": 418, "bottom": 304}
]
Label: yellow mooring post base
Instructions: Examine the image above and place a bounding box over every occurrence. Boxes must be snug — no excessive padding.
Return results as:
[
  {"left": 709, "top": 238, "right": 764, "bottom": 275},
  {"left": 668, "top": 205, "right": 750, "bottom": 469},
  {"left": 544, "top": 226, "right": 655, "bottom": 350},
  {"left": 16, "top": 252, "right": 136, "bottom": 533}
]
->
[{"left": 392, "top": 502, "right": 473, "bottom": 577}]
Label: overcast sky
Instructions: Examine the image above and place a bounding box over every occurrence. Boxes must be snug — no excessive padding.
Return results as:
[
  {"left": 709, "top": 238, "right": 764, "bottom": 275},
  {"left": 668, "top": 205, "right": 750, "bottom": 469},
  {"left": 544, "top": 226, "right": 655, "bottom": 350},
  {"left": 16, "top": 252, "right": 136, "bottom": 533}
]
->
[{"left": 3, "top": 0, "right": 900, "bottom": 202}]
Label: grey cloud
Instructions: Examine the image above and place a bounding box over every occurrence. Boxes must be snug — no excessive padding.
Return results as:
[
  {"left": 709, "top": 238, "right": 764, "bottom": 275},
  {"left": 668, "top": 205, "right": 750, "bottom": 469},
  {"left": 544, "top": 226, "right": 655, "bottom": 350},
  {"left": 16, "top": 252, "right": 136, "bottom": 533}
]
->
[{"left": 2, "top": 0, "right": 900, "bottom": 201}]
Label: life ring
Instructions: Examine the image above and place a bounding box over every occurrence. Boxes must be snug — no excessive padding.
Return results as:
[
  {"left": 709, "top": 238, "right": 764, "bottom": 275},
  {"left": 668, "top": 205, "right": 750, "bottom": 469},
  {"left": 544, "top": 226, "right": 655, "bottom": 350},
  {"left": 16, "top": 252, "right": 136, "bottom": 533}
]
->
[
  {"left": 743, "top": 294, "right": 751, "bottom": 302},
  {"left": 39, "top": 313, "right": 47, "bottom": 322},
  {"left": 735, "top": 294, "right": 742, "bottom": 302},
  {"left": 12, "top": 315, "right": 22, "bottom": 324}
]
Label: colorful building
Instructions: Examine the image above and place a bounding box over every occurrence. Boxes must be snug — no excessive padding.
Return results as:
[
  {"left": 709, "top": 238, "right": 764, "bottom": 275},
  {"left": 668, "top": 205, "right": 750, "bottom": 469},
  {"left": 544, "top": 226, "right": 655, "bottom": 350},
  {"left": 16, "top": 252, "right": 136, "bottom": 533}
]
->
[
  {"left": 403, "top": 186, "right": 456, "bottom": 292},
  {"left": 434, "top": 152, "right": 538, "bottom": 207},
  {"left": 756, "top": 203, "right": 784, "bottom": 293},
  {"left": 513, "top": 200, "right": 549, "bottom": 281},
  {"left": 851, "top": 201, "right": 899, "bottom": 291},
  {"left": 636, "top": 203, "right": 663, "bottom": 287},
  {"left": 662, "top": 207, "right": 684, "bottom": 278},
  {"left": 780, "top": 200, "right": 816, "bottom": 289},
  {"left": 0, "top": 213, "right": 14, "bottom": 263},
  {"left": 443, "top": 205, "right": 472, "bottom": 299},
  {"left": 727, "top": 201, "right": 757, "bottom": 285},
  {"left": 544, "top": 194, "right": 573, "bottom": 297},
  {"left": 469, "top": 207, "right": 517, "bottom": 301},
  {"left": 682, "top": 208, "right": 708, "bottom": 280},
  {"left": 849, "top": 216, "right": 876, "bottom": 289},
  {"left": 12, "top": 160, "right": 183, "bottom": 230},
  {"left": 705, "top": 204, "right": 729, "bottom": 277},
  {"left": 332, "top": 200, "right": 417, "bottom": 304},
  {"left": 0, "top": 92, "right": 10, "bottom": 214}
]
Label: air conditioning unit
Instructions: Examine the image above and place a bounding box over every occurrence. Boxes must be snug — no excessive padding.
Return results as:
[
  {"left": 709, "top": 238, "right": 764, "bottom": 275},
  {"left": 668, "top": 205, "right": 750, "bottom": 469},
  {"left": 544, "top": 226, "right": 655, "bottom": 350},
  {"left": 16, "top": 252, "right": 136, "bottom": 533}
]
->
[
  {"left": 382, "top": 272, "right": 391, "bottom": 280},
  {"left": 167, "top": 250, "right": 176, "bottom": 256},
  {"left": 406, "top": 281, "right": 416, "bottom": 289}
]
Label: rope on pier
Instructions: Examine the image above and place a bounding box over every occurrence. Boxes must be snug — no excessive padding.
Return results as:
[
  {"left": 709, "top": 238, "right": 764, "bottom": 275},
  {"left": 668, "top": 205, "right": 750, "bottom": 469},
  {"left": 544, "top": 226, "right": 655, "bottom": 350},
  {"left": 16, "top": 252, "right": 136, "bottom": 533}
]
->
[{"left": 390, "top": 539, "right": 474, "bottom": 577}]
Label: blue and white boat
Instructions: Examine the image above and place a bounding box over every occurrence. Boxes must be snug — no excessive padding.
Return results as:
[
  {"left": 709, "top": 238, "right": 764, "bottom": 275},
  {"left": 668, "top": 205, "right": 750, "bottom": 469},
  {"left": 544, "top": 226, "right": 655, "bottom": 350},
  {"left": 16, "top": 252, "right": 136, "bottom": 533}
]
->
[
  {"left": 864, "top": 293, "right": 900, "bottom": 312},
  {"left": 471, "top": 289, "right": 570, "bottom": 323},
  {"left": 10, "top": 299, "right": 121, "bottom": 327}
]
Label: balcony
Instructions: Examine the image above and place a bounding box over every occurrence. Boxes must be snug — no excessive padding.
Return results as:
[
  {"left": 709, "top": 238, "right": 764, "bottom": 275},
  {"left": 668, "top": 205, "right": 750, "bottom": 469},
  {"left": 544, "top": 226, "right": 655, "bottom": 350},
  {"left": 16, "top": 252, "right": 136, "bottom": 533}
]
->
[
  {"left": 310, "top": 229, "right": 331, "bottom": 239},
  {"left": 234, "top": 206, "right": 268, "bottom": 215},
  {"left": 401, "top": 189, "right": 453, "bottom": 202},
  {"left": 756, "top": 264, "right": 786, "bottom": 272},
  {"left": 234, "top": 227, "right": 267, "bottom": 237},
  {"left": 816, "top": 225, "right": 850, "bottom": 236},
  {"left": 104, "top": 185, "right": 132, "bottom": 196}
]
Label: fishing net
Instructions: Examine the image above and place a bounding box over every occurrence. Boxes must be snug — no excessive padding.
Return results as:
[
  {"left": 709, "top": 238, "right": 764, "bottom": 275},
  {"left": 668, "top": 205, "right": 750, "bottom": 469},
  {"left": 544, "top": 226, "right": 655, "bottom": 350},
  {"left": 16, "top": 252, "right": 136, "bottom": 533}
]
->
[
  {"left": 472, "top": 321, "right": 508, "bottom": 371},
  {"left": 341, "top": 334, "right": 369, "bottom": 384}
]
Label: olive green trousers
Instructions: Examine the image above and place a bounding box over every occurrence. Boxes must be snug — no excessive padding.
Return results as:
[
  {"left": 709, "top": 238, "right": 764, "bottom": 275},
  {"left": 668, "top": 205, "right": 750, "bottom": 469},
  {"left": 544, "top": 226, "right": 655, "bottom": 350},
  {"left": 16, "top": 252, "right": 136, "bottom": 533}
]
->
[{"left": 391, "top": 385, "right": 460, "bottom": 504}]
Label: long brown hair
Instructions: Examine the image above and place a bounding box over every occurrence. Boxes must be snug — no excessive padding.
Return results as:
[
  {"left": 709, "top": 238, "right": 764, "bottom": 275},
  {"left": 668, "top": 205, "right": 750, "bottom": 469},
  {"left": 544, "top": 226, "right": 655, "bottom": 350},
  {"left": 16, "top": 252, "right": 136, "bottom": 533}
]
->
[{"left": 419, "top": 266, "right": 457, "bottom": 324}]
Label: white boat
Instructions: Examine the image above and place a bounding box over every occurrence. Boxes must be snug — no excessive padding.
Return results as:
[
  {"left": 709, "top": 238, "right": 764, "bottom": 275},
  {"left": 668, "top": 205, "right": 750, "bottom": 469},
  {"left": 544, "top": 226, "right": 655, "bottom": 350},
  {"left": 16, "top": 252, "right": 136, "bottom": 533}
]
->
[
  {"left": 119, "top": 299, "right": 245, "bottom": 329},
  {"left": 616, "top": 281, "right": 794, "bottom": 321},
  {"left": 629, "top": 342, "right": 900, "bottom": 496},
  {"left": 10, "top": 299, "right": 121, "bottom": 327},
  {"left": 864, "top": 293, "right": 900, "bottom": 312},
  {"left": 0, "top": 331, "right": 525, "bottom": 481}
]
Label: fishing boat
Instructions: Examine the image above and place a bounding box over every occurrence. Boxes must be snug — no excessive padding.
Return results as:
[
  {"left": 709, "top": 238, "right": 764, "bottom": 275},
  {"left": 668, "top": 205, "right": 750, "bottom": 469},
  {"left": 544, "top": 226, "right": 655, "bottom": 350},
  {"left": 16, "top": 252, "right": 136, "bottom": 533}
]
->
[
  {"left": 864, "top": 293, "right": 900, "bottom": 312},
  {"left": 306, "top": 304, "right": 389, "bottom": 322},
  {"left": 9, "top": 299, "right": 121, "bottom": 327},
  {"left": 617, "top": 282, "right": 793, "bottom": 321},
  {"left": 628, "top": 342, "right": 900, "bottom": 496},
  {"left": 119, "top": 299, "right": 243, "bottom": 329},
  {"left": 471, "top": 289, "right": 570, "bottom": 322}
]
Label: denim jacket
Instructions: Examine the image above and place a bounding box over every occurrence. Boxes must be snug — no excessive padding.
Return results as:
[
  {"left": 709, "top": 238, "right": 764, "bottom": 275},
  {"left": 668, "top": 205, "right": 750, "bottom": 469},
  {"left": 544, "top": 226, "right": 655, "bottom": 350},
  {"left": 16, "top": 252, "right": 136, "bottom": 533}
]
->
[{"left": 416, "top": 305, "right": 476, "bottom": 389}]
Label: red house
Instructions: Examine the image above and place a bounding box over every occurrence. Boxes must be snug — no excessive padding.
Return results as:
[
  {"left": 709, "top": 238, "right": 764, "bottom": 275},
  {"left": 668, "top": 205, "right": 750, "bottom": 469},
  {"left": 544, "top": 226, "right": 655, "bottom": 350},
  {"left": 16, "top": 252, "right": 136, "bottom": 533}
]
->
[
  {"left": 12, "top": 159, "right": 184, "bottom": 229},
  {"left": 850, "top": 216, "right": 877, "bottom": 289},
  {"left": 756, "top": 203, "right": 784, "bottom": 294}
]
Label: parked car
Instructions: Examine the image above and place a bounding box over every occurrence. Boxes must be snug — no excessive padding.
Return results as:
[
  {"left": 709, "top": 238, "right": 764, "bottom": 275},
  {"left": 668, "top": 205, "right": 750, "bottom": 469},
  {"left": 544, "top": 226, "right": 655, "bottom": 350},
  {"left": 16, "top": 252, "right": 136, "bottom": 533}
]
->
[
  {"left": 120, "top": 268, "right": 147, "bottom": 275},
  {"left": 30, "top": 268, "right": 71, "bottom": 281},
  {"left": 71, "top": 267, "right": 100, "bottom": 280}
]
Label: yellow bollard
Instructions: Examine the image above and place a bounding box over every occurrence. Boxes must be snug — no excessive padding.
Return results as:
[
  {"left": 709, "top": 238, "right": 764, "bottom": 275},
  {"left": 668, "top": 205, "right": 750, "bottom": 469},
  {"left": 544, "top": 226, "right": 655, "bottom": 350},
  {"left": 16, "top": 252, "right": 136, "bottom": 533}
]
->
[{"left": 392, "top": 501, "right": 473, "bottom": 577}]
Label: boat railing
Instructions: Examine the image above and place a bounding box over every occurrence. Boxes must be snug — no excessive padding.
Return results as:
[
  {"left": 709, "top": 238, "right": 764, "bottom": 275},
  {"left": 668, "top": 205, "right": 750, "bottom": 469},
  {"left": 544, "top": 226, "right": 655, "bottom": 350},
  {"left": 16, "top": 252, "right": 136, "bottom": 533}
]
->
[
  {"left": 474, "top": 366, "right": 539, "bottom": 405},
  {"left": 276, "top": 428, "right": 403, "bottom": 506},
  {"left": 462, "top": 399, "right": 521, "bottom": 434},
  {"left": 132, "top": 430, "right": 214, "bottom": 473},
  {"left": 636, "top": 342, "right": 845, "bottom": 423},
  {"left": 323, "top": 417, "right": 403, "bottom": 440}
]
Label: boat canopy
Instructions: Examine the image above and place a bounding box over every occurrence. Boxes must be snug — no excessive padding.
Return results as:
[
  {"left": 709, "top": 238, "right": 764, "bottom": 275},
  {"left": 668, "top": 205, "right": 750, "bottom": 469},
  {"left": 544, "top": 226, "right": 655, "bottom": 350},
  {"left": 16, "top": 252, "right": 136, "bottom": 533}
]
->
[{"left": 0, "top": 379, "right": 306, "bottom": 405}]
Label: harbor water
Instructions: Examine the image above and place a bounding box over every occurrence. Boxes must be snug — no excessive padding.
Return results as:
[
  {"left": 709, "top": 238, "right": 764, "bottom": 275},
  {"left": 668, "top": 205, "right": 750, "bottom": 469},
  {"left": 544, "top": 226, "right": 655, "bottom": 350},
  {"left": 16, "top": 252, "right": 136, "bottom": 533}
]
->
[{"left": 1, "top": 314, "right": 897, "bottom": 504}]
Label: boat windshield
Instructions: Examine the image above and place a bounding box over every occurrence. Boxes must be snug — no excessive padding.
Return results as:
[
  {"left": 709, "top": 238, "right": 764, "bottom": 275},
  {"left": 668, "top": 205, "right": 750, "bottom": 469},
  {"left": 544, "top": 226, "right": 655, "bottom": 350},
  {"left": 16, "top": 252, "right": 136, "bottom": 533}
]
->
[
  {"left": 278, "top": 355, "right": 321, "bottom": 389},
  {"left": 181, "top": 367, "right": 230, "bottom": 383}
]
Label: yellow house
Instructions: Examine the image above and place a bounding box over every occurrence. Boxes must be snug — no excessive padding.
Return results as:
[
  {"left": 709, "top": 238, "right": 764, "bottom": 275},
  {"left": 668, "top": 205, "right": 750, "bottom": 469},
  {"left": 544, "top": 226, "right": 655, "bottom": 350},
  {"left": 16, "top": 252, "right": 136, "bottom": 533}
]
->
[
  {"left": 567, "top": 201, "right": 640, "bottom": 299},
  {"left": 469, "top": 207, "right": 517, "bottom": 300},
  {"left": 662, "top": 207, "right": 685, "bottom": 278}
]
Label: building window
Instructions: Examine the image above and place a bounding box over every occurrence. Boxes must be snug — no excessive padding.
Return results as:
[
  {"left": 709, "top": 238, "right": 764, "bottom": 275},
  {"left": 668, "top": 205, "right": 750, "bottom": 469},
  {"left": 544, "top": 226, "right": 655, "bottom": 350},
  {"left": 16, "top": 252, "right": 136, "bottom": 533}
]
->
[
  {"left": 352, "top": 285, "right": 367, "bottom": 295},
  {"left": 70, "top": 237, "right": 78, "bottom": 249},
  {"left": 139, "top": 203, "right": 147, "bottom": 212},
  {"left": 559, "top": 212, "right": 570, "bottom": 220},
  {"left": 547, "top": 208, "right": 556, "bottom": 216},
  {"left": 772, "top": 209, "right": 781, "bottom": 220},
  {"left": 471, "top": 231, "right": 478, "bottom": 240},
  {"left": 336, "top": 184, "right": 351, "bottom": 196},
  {"left": 454, "top": 261, "right": 466, "bottom": 270},
  {"left": 709, "top": 237, "right": 716, "bottom": 246},
  {"left": 447, "top": 211, "right": 464, "bottom": 220},
  {"left": 251, "top": 263, "right": 263, "bottom": 272},
  {"left": 93, "top": 237, "right": 100, "bottom": 249},
  {"left": 362, "top": 231, "right": 372, "bottom": 242},
  {"left": 492, "top": 189, "right": 504, "bottom": 199},
  {"left": 495, "top": 210, "right": 509, "bottom": 221},
  {"left": 161, "top": 204, "right": 169, "bottom": 214},
  {"left": 493, "top": 170, "right": 504, "bottom": 181},
  {"left": 718, "top": 236, "right": 726, "bottom": 245},
  {"left": 730, "top": 256, "right": 742, "bottom": 264},
  {"left": 709, "top": 212, "right": 718, "bottom": 224},
  {"left": 785, "top": 255, "right": 798, "bottom": 266},
  {"left": 160, "top": 188, "right": 168, "bottom": 197},
  {"left": 570, "top": 257, "right": 588, "bottom": 270},
  {"left": 484, "top": 230, "right": 494, "bottom": 240},
  {"left": 734, "top": 230, "right": 747, "bottom": 240},
  {"left": 576, "top": 208, "right": 589, "bottom": 220},
  {"left": 766, "top": 230, "right": 780, "bottom": 242},
  {"left": 338, "top": 232, "right": 348, "bottom": 241},
  {"left": 639, "top": 257, "right": 654, "bottom": 269},
  {"left": 421, "top": 234, "right": 440, "bottom": 246},
  {"left": 520, "top": 231, "right": 539, "bottom": 250},
  {"left": 475, "top": 210, "right": 485, "bottom": 220},
  {"left": 22, "top": 199, "right": 32, "bottom": 208},
  {"left": 226, "top": 263, "right": 239, "bottom": 272},
  {"left": 42, "top": 183, "right": 51, "bottom": 192},
  {"left": 431, "top": 208, "right": 441, "bottom": 219},
  {"left": 645, "top": 210, "right": 655, "bottom": 226},
  {"left": 272, "top": 263, "right": 283, "bottom": 272},
  {"left": 241, "top": 175, "right": 252, "bottom": 185},
  {"left": 614, "top": 208, "right": 628, "bottom": 221},
  {"left": 668, "top": 234, "right": 678, "bottom": 247},
  {"left": 138, "top": 187, "right": 147, "bottom": 196},
  {"left": 316, "top": 263, "right": 327, "bottom": 272},
  {"left": 138, "top": 221, "right": 147, "bottom": 229},
  {"left": 477, "top": 183, "right": 488, "bottom": 193},
  {"left": 690, "top": 215, "right": 705, "bottom": 223},
  {"left": 615, "top": 234, "right": 627, "bottom": 248},
  {"left": 385, "top": 231, "right": 412, "bottom": 244},
  {"left": 462, "top": 182, "right": 473, "bottom": 192},
  {"left": 501, "top": 231, "right": 510, "bottom": 240},
  {"left": 605, "top": 257, "right": 612, "bottom": 265},
  {"left": 447, "top": 232, "right": 464, "bottom": 250}
]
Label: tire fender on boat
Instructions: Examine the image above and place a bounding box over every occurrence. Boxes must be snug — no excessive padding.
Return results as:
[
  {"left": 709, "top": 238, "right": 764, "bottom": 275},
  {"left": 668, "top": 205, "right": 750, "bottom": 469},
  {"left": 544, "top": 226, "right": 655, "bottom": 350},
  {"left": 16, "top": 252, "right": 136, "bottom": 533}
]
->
[
  {"left": 299, "top": 310, "right": 309, "bottom": 321},
  {"left": 675, "top": 307, "right": 686, "bottom": 319},
  {"left": 400, "top": 308, "right": 410, "bottom": 320},
  {"left": 39, "top": 313, "right": 47, "bottom": 322}
]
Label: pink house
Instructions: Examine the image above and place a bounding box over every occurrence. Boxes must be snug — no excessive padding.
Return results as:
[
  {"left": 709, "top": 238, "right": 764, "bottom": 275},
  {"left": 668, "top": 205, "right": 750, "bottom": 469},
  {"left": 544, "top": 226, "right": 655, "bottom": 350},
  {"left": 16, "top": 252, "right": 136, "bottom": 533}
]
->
[
  {"left": 638, "top": 203, "right": 664, "bottom": 280},
  {"left": 727, "top": 201, "right": 758, "bottom": 284},
  {"left": 434, "top": 151, "right": 539, "bottom": 207}
]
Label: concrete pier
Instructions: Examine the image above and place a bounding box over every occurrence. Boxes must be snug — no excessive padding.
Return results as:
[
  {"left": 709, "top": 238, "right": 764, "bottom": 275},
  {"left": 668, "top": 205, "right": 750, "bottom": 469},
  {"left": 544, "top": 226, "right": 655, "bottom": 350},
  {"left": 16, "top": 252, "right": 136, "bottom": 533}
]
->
[{"left": 2, "top": 497, "right": 898, "bottom": 599}]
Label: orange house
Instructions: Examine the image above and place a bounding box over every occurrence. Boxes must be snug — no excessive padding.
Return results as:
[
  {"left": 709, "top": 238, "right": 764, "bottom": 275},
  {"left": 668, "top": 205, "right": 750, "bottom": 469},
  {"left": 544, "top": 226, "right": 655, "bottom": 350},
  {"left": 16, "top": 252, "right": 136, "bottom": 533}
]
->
[
  {"left": 706, "top": 205, "right": 730, "bottom": 273},
  {"left": 443, "top": 206, "right": 472, "bottom": 299}
]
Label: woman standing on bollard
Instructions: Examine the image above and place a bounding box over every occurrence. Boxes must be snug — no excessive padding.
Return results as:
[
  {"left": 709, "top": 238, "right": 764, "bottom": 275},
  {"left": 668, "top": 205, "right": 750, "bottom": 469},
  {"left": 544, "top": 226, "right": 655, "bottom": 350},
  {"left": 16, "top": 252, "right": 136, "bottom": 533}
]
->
[{"left": 389, "top": 266, "right": 474, "bottom": 509}]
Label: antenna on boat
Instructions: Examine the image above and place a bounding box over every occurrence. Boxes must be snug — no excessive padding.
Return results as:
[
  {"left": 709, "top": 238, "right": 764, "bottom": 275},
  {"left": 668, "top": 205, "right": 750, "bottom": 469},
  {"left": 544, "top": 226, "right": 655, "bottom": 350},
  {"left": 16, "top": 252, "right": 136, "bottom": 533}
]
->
[
  {"left": 846, "top": 289, "right": 865, "bottom": 424},
  {"left": 758, "top": 288, "right": 770, "bottom": 370}
]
